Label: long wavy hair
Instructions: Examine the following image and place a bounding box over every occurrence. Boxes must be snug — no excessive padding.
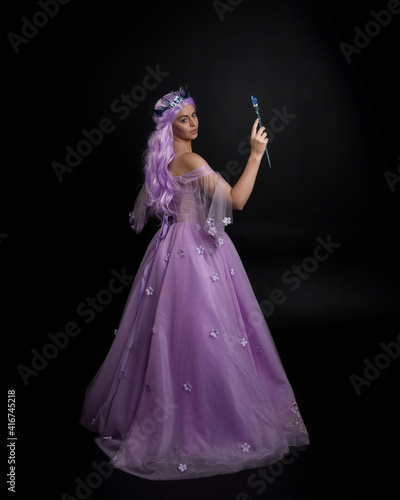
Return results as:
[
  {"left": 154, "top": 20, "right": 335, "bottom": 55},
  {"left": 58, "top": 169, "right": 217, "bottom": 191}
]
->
[{"left": 131, "top": 91, "right": 196, "bottom": 233}]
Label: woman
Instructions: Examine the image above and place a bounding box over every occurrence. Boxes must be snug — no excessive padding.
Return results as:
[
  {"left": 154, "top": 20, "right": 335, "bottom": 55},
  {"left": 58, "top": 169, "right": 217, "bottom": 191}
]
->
[{"left": 80, "top": 87, "right": 309, "bottom": 480}]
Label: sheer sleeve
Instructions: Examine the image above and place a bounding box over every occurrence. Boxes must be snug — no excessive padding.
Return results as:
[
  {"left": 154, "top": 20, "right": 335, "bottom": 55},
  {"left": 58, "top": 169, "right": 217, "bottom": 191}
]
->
[
  {"left": 129, "top": 185, "right": 149, "bottom": 233},
  {"left": 196, "top": 167, "right": 233, "bottom": 247},
  {"left": 129, "top": 165, "right": 232, "bottom": 240}
]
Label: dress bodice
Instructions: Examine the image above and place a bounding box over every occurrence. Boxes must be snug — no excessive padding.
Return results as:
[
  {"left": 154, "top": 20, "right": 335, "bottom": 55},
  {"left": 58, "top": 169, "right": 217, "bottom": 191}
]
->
[
  {"left": 170, "top": 164, "right": 214, "bottom": 224},
  {"left": 130, "top": 164, "right": 232, "bottom": 238}
]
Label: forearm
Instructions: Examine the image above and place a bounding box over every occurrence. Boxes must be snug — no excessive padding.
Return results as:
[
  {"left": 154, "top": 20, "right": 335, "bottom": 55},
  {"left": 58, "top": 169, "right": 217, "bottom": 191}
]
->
[{"left": 230, "top": 153, "right": 263, "bottom": 210}]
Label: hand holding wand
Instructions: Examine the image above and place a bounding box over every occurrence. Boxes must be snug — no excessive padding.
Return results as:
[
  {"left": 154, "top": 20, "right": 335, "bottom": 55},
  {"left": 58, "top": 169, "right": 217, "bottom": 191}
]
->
[{"left": 251, "top": 96, "right": 272, "bottom": 168}]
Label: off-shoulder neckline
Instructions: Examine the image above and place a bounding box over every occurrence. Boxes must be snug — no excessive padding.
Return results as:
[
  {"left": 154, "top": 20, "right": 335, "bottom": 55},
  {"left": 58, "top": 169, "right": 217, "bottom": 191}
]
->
[{"left": 168, "top": 164, "right": 211, "bottom": 178}]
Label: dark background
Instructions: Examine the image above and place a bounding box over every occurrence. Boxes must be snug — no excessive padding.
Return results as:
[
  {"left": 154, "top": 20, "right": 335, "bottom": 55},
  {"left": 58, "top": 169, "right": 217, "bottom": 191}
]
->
[{"left": 2, "top": 0, "right": 399, "bottom": 499}]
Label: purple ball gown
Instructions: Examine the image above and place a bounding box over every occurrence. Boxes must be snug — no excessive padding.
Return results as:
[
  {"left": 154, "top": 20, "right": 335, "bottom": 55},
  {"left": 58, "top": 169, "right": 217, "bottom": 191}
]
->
[{"left": 80, "top": 164, "right": 309, "bottom": 480}]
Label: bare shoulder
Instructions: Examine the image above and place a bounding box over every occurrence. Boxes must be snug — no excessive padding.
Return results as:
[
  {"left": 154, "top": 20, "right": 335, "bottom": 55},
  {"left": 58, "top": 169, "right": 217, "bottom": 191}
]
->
[
  {"left": 169, "top": 152, "right": 208, "bottom": 176},
  {"left": 181, "top": 152, "right": 208, "bottom": 171}
]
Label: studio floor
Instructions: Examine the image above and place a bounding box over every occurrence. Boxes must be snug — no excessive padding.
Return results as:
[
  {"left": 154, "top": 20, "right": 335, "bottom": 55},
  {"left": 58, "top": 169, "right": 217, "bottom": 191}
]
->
[{"left": 13, "top": 312, "right": 399, "bottom": 500}]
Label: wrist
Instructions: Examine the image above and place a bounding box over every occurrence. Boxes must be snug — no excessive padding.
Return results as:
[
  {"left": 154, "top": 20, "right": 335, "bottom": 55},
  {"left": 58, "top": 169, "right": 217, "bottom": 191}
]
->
[{"left": 248, "top": 151, "right": 263, "bottom": 163}]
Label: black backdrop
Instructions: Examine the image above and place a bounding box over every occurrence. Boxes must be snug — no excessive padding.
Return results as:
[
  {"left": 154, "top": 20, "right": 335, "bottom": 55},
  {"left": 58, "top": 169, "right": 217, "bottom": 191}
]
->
[{"left": 2, "top": 1, "right": 399, "bottom": 499}]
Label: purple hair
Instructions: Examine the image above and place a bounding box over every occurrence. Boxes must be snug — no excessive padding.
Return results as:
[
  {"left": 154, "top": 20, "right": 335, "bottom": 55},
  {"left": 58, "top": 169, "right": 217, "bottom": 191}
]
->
[{"left": 131, "top": 91, "right": 196, "bottom": 233}]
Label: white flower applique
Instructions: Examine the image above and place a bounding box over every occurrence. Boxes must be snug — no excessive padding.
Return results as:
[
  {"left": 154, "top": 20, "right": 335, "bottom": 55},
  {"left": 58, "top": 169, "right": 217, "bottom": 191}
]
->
[
  {"left": 183, "top": 383, "right": 192, "bottom": 392},
  {"left": 206, "top": 218, "right": 217, "bottom": 236},
  {"left": 145, "top": 286, "right": 154, "bottom": 296},
  {"left": 178, "top": 463, "right": 187, "bottom": 472},
  {"left": 209, "top": 329, "right": 219, "bottom": 339},
  {"left": 222, "top": 217, "right": 231, "bottom": 226},
  {"left": 241, "top": 443, "right": 251, "bottom": 452},
  {"left": 240, "top": 338, "right": 248, "bottom": 347},
  {"left": 210, "top": 273, "right": 219, "bottom": 282},
  {"left": 196, "top": 245, "right": 205, "bottom": 255}
]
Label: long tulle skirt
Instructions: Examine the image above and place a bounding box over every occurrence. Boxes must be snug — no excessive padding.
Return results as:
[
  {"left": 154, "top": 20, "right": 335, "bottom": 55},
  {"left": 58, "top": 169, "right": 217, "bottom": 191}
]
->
[{"left": 80, "top": 221, "right": 309, "bottom": 480}]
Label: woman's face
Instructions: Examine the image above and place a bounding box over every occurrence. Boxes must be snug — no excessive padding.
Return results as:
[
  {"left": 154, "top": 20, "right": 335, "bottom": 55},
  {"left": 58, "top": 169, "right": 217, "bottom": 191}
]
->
[{"left": 172, "top": 104, "right": 198, "bottom": 141}]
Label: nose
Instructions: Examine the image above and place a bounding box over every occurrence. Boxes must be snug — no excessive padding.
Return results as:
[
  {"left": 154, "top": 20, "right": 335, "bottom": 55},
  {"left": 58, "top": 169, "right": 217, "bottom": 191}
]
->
[{"left": 189, "top": 116, "right": 196, "bottom": 126}]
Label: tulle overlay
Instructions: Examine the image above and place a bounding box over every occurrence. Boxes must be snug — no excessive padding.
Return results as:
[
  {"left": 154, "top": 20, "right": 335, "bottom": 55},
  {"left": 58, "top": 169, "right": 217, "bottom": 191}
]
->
[{"left": 80, "top": 165, "right": 309, "bottom": 480}]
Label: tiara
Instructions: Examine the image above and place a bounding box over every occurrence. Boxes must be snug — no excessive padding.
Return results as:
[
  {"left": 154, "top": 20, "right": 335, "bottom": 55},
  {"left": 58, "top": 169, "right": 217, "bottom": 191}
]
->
[{"left": 151, "top": 86, "right": 191, "bottom": 117}]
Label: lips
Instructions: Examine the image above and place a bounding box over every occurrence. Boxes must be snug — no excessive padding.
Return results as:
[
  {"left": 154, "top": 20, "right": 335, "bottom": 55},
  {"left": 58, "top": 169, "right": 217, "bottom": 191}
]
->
[{"left": 191, "top": 129, "right": 198, "bottom": 134}]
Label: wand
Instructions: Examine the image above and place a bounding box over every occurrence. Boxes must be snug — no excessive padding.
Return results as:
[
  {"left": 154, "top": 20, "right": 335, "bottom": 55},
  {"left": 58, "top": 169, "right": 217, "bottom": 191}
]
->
[{"left": 251, "top": 96, "right": 272, "bottom": 168}]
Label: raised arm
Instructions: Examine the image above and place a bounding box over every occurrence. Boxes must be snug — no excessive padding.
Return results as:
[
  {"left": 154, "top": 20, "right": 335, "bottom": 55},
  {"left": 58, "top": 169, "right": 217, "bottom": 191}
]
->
[
  {"left": 230, "top": 118, "right": 268, "bottom": 210},
  {"left": 173, "top": 118, "right": 268, "bottom": 210}
]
